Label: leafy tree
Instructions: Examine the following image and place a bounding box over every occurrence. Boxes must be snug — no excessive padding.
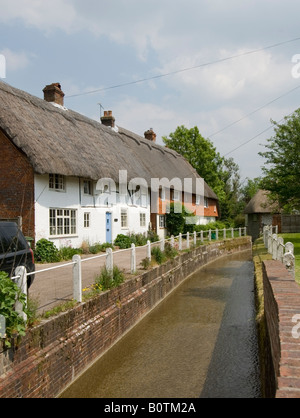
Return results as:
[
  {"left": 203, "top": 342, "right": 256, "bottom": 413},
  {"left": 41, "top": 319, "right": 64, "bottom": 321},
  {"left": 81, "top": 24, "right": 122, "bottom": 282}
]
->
[
  {"left": 163, "top": 126, "right": 242, "bottom": 221},
  {"left": 259, "top": 110, "right": 300, "bottom": 211},
  {"left": 163, "top": 126, "right": 224, "bottom": 198},
  {"left": 240, "top": 177, "right": 262, "bottom": 205}
]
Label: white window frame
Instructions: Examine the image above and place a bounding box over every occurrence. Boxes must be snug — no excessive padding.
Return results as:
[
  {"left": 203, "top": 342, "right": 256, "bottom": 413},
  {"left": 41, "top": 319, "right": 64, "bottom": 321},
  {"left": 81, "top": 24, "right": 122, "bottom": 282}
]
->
[
  {"left": 84, "top": 212, "right": 90, "bottom": 228},
  {"left": 121, "top": 209, "right": 128, "bottom": 229},
  {"left": 49, "top": 174, "right": 66, "bottom": 192},
  {"left": 140, "top": 213, "right": 146, "bottom": 228},
  {"left": 49, "top": 208, "right": 77, "bottom": 237},
  {"left": 204, "top": 197, "right": 209, "bottom": 208},
  {"left": 159, "top": 215, "right": 166, "bottom": 229},
  {"left": 196, "top": 195, "right": 201, "bottom": 206}
]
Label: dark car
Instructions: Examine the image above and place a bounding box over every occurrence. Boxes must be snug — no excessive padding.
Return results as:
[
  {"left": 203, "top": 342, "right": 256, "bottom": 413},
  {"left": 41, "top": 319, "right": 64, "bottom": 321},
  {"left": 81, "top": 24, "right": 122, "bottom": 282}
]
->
[{"left": 0, "top": 222, "right": 35, "bottom": 289}]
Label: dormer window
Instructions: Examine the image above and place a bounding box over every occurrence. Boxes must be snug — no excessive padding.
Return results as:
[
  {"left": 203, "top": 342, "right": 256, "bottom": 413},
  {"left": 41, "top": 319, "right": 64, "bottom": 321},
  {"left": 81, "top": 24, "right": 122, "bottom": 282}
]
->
[
  {"left": 83, "top": 180, "right": 93, "bottom": 196},
  {"left": 49, "top": 174, "right": 65, "bottom": 192}
]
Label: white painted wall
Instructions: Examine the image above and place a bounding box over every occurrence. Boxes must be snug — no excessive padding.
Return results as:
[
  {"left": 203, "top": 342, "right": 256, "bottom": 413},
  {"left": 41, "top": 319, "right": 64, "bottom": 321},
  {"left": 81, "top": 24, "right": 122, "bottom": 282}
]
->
[{"left": 34, "top": 174, "right": 150, "bottom": 249}]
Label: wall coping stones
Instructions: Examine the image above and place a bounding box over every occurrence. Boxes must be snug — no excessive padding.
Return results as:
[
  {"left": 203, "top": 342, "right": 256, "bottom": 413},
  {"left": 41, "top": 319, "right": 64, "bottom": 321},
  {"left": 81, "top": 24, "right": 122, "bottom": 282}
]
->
[{"left": 263, "top": 260, "right": 300, "bottom": 398}]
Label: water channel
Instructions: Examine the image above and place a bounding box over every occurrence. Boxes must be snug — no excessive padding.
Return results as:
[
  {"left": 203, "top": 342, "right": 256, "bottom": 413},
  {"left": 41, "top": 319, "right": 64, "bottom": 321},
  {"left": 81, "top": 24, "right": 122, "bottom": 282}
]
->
[{"left": 61, "top": 250, "right": 261, "bottom": 398}]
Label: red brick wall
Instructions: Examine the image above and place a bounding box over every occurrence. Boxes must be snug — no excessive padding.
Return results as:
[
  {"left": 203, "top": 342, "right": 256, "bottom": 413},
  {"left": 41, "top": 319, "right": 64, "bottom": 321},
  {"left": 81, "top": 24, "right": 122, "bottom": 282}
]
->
[
  {"left": 263, "top": 260, "right": 300, "bottom": 398},
  {"left": 0, "top": 131, "right": 35, "bottom": 238},
  {"left": 0, "top": 237, "right": 251, "bottom": 398}
]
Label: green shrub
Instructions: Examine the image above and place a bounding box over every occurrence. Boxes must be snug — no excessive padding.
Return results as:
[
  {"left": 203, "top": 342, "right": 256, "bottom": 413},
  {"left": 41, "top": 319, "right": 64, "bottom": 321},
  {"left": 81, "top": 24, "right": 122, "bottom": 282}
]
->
[
  {"left": 0, "top": 271, "right": 27, "bottom": 346},
  {"left": 141, "top": 257, "right": 151, "bottom": 270},
  {"left": 151, "top": 247, "right": 166, "bottom": 265},
  {"left": 95, "top": 266, "right": 125, "bottom": 291},
  {"left": 58, "top": 246, "right": 82, "bottom": 261},
  {"left": 164, "top": 242, "right": 178, "bottom": 259},
  {"left": 34, "top": 239, "right": 60, "bottom": 263},
  {"left": 114, "top": 234, "right": 132, "bottom": 249}
]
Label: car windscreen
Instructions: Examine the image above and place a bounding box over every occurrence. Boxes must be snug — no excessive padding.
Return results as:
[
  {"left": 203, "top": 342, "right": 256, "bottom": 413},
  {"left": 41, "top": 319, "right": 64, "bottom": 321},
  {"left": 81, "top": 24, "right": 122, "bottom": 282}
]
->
[{"left": 0, "top": 226, "right": 27, "bottom": 254}]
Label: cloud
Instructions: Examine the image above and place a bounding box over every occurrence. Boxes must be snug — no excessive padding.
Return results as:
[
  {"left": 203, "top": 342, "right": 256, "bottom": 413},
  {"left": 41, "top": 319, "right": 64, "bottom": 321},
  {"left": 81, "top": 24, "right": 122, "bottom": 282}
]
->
[
  {"left": 0, "top": 48, "right": 33, "bottom": 72},
  {"left": 0, "top": 0, "right": 79, "bottom": 34}
]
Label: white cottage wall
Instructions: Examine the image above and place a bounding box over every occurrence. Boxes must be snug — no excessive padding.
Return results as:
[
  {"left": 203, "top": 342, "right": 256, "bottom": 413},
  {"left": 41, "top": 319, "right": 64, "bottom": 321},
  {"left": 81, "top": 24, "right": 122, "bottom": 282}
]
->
[{"left": 34, "top": 174, "right": 151, "bottom": 249}]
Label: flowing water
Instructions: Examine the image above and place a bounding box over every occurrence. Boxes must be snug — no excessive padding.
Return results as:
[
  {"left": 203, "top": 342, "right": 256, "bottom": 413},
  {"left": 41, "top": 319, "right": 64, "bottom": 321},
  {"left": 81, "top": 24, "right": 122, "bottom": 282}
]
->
[{"left": 61, "top": 251, "right": 261, "bottom": 398}]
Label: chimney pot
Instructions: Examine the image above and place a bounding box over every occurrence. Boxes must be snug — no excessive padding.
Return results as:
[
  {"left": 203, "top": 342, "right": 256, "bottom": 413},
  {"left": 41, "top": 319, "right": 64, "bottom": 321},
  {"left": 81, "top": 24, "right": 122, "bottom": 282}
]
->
[
  {"left": 101, "top": 110, "right": 115, "bottom": 128},
  {"left": 43, "top": 83, "right": 65, "bottom": 106},
  {"left": 144, "top": 128, "right": 157, "bottom": 142}
]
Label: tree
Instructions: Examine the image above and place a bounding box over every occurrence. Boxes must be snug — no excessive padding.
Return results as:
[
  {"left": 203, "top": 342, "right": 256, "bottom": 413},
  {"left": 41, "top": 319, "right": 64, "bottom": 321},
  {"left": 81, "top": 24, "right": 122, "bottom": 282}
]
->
[
  {"left": 240, "top": 177, "right": 262, "bottom": 205},
  {"left": 259, "top": 110, "right": 300, "bottom": 211},
  {"left": 163, "top": 126, "right": 224, "bottom": 194},
  {"left": 163, "top": 125, "right": 241, "bottom": 221}
]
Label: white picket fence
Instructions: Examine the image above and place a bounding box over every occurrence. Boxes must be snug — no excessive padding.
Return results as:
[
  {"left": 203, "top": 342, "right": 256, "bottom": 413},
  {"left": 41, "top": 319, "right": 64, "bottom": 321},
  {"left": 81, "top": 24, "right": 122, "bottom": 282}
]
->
[
  {"left": 263, "top": 225, "right": 295, "bottom": 279},
  {"left": 11, "top": 227, "right": 247, "bottom": 317}
]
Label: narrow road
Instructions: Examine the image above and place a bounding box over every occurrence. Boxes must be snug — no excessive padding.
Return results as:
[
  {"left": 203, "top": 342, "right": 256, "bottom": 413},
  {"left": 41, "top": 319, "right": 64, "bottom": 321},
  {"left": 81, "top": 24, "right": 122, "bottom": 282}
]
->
[{"left": 30, "top": 246, "right": 150, "bottom": 313}]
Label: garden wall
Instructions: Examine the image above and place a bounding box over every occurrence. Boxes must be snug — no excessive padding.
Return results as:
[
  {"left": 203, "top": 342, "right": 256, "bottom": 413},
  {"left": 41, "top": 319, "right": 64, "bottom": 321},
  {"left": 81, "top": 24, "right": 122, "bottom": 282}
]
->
[
  {"left": 0, "top": 237, "right": 251, "bottom": 398},
  {"left": 262, "top": 260, "right": 300, "bottom": 398}
]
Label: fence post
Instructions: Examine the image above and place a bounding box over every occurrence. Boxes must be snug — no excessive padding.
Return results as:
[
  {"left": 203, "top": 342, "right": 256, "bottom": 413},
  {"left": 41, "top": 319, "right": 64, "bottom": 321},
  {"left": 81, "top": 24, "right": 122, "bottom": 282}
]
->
[
  {"left": 131, "top": 243, "right": 136, "bottom": 274},
  {"left": 285, "top": 242, "right": 294, "bottom": 255},
  {"left": 263, "top": 226, "right": 268, "bottom": 247},
  {"left": 231, "top": 228, "right": 234, "bottom": 239},
  {"left": 14, "top": 266, "right": 27, "bottom": 322},
  {"left": 283, "top": 251, "right": 295, "bottom": 280},
  {"left": 244, "top": 227, "right": 247, "bottom": 236},
  {"left": 194, "top": 231, "right": 197, "bottom": 246},
  {"left": 147, "top": 240, "right": 151, "bottom": 261},
  {"left": 160, "top": 236, "right": 165, "bottom": 252},
  {"left": 239, "top": 227, "right": 242, "bottom": 237},
  {"left": 200, "top": 230, "right": 204, "bottom": 243},
  {"left": 73, "top": 254, "right": 82, "bottom": 303},
  {"left": 223, "top": 228, "right": 226, "bottom": 240},
  {"left": 277, "top": 237, "right": 284, "bottom": 262},
  {"left": 209, "top": 230, "right": 212, "bottom": 241},
  {"left": 171, "top": 235, "right": 175, "bottom": 248},
  {"left": 272, "top": 234, "right": 278, "bottom": 260},
  {"left": 179, "top": 233, "right": 182, "bottom": 250},
  {"left": 106, "top": 248, "right": 114, "bottom": 278},
  {"left": 186, "top": 232, "right": 190, "bottom": 249}
]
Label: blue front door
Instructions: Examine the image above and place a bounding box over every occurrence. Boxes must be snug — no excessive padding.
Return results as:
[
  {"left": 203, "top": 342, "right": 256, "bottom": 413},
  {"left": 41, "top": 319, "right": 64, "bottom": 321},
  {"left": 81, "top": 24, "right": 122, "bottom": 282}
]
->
[{"left": 106, "top": 213, "right": 112, "bottom": 243}]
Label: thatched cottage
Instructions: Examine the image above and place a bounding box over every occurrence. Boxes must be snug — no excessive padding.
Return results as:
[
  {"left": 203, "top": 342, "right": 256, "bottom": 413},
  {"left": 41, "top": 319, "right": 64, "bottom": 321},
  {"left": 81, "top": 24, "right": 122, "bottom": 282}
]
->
[
  {"left": 0, "top": 81, "right": 218, "bottom": 248},
  {"left": 244, "top": 189, "right": 280, "bottom": 241}
]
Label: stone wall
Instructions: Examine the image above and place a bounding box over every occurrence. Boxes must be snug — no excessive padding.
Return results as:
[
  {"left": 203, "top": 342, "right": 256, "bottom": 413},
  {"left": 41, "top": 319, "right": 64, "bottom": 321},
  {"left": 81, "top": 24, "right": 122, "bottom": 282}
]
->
[
  {"left": 263, "top": 260, "right": 300, "bottom": 398},
  {"left": 0, "top": 237, "right": 251, "bottom": 398}
]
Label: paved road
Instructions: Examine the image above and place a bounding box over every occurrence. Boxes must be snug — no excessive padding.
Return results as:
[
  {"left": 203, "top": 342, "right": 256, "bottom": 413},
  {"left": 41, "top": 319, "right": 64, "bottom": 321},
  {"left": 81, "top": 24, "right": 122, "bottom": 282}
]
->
[{"left": 30, "top": 245, "right": 151, "bottom": 314}]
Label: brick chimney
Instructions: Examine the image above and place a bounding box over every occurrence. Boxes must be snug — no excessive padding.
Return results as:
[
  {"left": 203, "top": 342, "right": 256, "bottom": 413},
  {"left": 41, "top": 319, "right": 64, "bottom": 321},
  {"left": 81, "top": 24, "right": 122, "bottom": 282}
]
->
[
  {"left": 43, "top": 83, "right": 65, "bottom": 106},
  {"left": 144, "top": 128, "right": 156, "bottom": 142},
  {"left": 101, "top": 110, "right": 115, "bottom": 128}
]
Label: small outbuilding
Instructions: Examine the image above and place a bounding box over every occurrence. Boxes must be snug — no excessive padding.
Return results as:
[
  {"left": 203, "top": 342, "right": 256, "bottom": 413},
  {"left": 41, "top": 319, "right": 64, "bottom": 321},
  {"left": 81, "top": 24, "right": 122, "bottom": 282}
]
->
[{"left": 244, "top": 189, "right": 280, "bottom": 241}]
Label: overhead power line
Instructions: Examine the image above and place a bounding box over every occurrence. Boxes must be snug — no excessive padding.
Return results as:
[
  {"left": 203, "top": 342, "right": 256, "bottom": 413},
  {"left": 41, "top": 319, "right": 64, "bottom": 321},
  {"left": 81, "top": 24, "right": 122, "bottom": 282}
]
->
[
  {"left": 208, "top": 84, "right": 300, "bottom": 138},
  {"left": 66, "top": 36, "right": 300, "bottom": 99},
  {"left": 224, "top": 110, "right": 295, "bottom": 156}
]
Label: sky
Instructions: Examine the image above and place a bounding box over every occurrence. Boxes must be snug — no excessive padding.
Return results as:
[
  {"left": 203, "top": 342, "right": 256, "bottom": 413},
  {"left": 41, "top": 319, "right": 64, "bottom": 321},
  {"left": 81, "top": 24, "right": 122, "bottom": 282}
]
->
[{"left": 1, "top": 0, "right": 300, "bottom": 184}]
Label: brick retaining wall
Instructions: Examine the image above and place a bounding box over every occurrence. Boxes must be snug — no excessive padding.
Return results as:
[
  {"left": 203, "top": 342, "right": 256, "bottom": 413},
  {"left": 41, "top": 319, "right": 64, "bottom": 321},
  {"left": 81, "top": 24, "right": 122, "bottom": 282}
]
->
[
  {"left": 0, "top": 237, "right": 251, "bottom": 398},
  {"left": 263, "top": 260, "right": 300, "bottom": 398}
]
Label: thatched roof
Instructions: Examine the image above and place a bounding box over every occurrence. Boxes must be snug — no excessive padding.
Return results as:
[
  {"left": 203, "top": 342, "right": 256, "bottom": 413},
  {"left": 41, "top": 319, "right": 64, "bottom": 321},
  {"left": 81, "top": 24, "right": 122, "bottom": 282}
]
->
[
  {"left": 244, "top": 190, "right": 278, "bottom": 214},
  {"left": 0, "top": 81, "right": 218, "bottom": 199}
]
